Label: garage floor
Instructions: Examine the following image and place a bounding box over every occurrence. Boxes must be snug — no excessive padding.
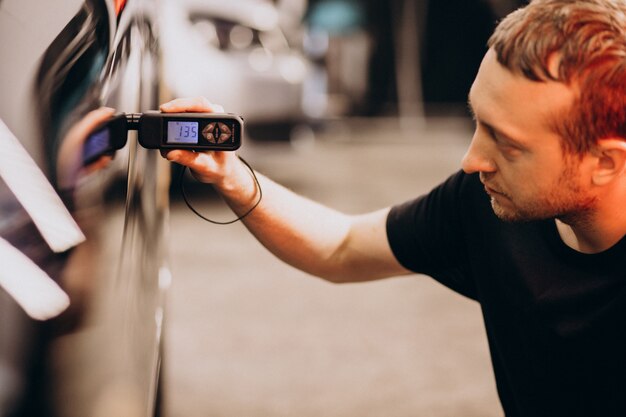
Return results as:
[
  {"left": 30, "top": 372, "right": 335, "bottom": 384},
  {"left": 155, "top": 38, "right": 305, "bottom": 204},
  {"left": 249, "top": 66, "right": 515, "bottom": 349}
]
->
[{"left": 163, "top": 117, "right": 503, "bottom": 417}]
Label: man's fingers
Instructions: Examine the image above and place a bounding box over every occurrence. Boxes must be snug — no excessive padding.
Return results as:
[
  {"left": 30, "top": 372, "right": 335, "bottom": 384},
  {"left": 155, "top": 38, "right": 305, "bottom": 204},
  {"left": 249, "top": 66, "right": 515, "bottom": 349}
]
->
[
  {"left": 164, "top": 149, "right": 196, "bottom": 164},
  {"left": 164, "top": 149, "right": 224, "bottom": 184},
  {"left": 160, "top": 97, "right": 223, "bottom": 113},
  {"left": 165, "top": 149, "right": 214, "bottom": 168}
]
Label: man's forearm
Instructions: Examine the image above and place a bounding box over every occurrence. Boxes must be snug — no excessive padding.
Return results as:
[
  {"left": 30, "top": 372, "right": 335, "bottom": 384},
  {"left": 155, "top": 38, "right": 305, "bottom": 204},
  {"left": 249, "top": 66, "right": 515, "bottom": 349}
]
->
[
  {"left": 219, "top": 164, "right": 354, "bottom": 280},
  {"left": 217, "top": 161, "right": 404, "bottom": 283}
]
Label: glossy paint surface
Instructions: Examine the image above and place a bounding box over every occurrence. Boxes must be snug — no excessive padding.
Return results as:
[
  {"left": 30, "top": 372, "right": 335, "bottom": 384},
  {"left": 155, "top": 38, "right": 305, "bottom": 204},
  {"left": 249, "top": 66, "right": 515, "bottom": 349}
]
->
[{"left": 0, "top": 0, "right": 168, "bottom": 415}]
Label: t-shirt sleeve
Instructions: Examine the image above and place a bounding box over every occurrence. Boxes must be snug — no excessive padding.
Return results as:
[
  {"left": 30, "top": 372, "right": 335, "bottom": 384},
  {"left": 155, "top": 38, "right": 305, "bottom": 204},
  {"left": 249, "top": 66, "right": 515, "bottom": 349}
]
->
[{"left": 386, "top": 171, "right": 478, "bottom": 299}]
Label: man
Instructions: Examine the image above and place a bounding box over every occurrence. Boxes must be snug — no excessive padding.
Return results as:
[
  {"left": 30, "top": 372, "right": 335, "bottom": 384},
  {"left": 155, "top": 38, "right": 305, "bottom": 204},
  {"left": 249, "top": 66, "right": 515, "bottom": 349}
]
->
[{"left": 160, "top": 0, "right": 626, "bottom": 415}]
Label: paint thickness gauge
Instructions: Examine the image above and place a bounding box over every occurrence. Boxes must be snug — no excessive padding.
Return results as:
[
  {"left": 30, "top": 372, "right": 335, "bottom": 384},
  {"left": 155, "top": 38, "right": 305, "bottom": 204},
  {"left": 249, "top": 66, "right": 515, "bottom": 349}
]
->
[
  {"left": 82, "top": 111, "right": 243, "bottom": 165},
  {"left": 136, "top": 111, "right": 243, "bottom": 151}
]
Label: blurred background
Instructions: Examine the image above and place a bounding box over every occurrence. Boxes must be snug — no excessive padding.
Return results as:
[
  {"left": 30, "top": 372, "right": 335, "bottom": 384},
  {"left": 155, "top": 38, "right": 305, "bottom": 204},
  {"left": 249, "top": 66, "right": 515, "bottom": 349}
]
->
[
  {"left": 160, "top": 0, "right": 523, "bottom": 134},
  {"left": 0, "top": 0, "right": 526, "bottom": 416}
]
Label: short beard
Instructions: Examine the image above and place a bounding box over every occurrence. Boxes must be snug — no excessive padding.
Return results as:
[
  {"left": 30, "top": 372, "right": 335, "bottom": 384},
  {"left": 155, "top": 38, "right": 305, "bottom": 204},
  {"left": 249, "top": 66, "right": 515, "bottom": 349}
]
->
[
  {"left": 491, "top": 196, "right": 595, "bottom": 225},
  {"left": 490, "top": 160, "right": 596, "bottom": 224}
]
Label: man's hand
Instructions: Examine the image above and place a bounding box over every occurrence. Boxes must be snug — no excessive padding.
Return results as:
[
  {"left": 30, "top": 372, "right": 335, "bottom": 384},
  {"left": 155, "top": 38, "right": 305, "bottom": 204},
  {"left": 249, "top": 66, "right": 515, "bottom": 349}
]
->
[
  {"left": 159, "top": 96, "right": 258, "bottom": 208},
  {"left": 160, "top": 96, "right": 227, "bottom": 183}
]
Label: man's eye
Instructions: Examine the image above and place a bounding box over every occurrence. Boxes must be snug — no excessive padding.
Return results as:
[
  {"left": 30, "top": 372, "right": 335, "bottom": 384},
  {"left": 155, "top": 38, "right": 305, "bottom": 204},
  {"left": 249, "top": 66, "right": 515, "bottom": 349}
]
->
[{"left": 498, "top": 143, "right": 522, "bottom": 159}]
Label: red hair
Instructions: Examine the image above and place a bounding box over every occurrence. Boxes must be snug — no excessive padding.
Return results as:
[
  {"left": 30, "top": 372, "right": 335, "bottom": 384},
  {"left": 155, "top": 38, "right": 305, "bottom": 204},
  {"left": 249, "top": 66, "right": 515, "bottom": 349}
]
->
[{"left": 489, "top": 0, "right": 626, "bottom": 154}]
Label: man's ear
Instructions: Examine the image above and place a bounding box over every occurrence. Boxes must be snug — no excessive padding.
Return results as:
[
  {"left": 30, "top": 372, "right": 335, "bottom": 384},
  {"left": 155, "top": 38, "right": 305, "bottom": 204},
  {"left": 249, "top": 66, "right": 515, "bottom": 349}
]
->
[{"left": 591, "top": 139, "right": 626, "bottom": 186}]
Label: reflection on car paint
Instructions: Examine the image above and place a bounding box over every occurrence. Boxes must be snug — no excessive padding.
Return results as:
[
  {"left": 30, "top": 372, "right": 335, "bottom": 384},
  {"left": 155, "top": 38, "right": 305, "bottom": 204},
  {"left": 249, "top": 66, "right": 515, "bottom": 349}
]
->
[{"left": 0, "top": 0, "right": 168, "bottom": 415}]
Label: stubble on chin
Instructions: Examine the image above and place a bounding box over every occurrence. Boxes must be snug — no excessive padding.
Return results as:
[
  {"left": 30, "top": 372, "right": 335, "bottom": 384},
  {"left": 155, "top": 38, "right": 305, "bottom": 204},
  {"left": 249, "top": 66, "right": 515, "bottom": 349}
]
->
[
  {"left": 489, "top": 196, "right": 526, "bottom": 222},
  {"left": 488, "top": 187, "right": 596, "bottom": 225}
]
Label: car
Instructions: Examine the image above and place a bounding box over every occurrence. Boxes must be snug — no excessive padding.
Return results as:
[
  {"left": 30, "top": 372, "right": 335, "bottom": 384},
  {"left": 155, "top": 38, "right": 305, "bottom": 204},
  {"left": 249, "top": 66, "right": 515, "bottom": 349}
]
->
[
  {"left": 0, "top": 0, "right": 168, "bottom": 416},
  {"left": 159, "top": 0, "right": 323, "bottom": 139}
]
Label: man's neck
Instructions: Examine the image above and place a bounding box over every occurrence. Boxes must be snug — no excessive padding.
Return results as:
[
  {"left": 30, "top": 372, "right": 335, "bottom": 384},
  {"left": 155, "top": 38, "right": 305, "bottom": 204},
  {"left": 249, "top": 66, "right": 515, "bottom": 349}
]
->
[{"left": 555, "top": 213, "right": 626, "bottom": 254}]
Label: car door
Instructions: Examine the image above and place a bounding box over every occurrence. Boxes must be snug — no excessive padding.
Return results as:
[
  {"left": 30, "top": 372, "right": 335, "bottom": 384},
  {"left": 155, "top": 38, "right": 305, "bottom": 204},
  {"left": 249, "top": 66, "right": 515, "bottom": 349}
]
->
[{"left": 0, "top": 0, "right": 168, "bottom": 416}]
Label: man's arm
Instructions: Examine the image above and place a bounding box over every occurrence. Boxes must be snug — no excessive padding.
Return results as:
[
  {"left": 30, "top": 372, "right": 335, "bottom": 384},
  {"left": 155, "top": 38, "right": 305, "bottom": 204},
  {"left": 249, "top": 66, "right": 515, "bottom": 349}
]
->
[{"left": 161, "top": 97, "right": 411, "bottom": 283}]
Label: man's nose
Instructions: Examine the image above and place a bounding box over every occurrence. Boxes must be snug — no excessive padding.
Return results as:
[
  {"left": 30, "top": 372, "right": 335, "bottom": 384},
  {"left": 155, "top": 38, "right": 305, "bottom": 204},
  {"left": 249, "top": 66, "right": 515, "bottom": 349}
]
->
[{"left": 461, "top": 132, "right": 496, "bottom": 174}]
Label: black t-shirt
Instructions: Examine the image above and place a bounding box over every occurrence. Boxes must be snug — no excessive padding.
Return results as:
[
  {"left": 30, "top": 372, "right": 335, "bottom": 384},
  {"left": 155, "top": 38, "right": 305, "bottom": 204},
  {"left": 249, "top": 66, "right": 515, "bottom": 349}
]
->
[{"left": 386, "top": 171, "right": 626, "bottom": 417}]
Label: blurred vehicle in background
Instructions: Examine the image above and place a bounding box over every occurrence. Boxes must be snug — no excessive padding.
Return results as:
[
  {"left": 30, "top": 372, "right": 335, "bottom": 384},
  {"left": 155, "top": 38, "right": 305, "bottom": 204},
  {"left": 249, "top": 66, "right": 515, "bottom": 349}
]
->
[
  {"left": 160, "top": 0, "right": 325, "bottom": 140},
  {"left": 0, "top": 0, "right": 168, "bottom": 416}
]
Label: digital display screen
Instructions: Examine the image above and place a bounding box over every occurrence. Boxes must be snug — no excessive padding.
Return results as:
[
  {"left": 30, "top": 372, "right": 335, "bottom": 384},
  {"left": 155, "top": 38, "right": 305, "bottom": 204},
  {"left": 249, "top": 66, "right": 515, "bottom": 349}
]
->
[
  {"left": 83, "top": 128, "right": 111, "bottom": 164},
  {"left": 167, "top": 121, "right": 199, "bottom": 144}
]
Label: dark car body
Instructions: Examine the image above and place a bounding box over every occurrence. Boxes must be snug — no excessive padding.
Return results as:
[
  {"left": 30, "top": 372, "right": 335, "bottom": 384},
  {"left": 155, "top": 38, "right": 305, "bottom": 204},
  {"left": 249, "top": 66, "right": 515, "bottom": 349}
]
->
[{"left": 0, "top": 0, "right": 168, "bottom": 415}]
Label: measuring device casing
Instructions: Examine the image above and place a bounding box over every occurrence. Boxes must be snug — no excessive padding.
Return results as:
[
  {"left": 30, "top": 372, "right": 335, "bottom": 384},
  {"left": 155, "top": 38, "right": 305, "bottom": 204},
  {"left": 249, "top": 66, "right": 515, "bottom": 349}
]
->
[
  {"left": 82, "top": 111, "right": 243, "bottom": 166},
  {"left": 136, "top": 111, "right": 243, "bottom": 151}
]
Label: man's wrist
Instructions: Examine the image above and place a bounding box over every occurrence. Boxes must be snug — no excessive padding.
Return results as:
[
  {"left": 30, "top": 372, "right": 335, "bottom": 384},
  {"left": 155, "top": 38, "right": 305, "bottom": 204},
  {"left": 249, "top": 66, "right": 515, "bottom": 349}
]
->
[{"left": 217, "top": 156, "right": 260, "bottom": 212}]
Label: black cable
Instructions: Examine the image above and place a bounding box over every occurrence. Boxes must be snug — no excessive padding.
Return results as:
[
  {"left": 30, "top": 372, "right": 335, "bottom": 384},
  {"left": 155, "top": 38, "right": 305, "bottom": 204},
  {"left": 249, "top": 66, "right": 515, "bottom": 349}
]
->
[{"left": 179, "top": 155, "right": 262, "bottom": 225}]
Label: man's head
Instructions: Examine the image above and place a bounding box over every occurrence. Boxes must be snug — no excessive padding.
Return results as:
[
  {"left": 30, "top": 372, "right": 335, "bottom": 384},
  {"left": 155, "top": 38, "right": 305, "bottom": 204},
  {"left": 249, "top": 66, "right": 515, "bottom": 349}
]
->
[
  {"left": 489, "top": 0, "right": 626, "bottom": 155},
  {"left": 463, "top": 0, "right": 626, "bottom": 223}
]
